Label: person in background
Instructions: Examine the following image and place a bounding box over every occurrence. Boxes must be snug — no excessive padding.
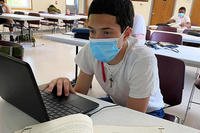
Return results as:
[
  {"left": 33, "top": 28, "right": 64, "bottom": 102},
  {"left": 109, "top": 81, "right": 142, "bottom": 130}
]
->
[
  {"left": 45, "top": 0, "right": 164, "bottom": 118},
  {"left": 132, "top": 14, "right": 146, "bottom": 40},
  {"left": 0, "top": 0, "right": 14, "bottom": 41},
  {"left": 167, "top": 7, "right": 191, "bottom": 29}
]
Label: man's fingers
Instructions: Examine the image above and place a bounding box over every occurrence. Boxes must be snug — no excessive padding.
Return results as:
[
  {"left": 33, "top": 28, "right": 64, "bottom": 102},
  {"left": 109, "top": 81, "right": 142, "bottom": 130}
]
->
[
  {"left": 56, "top": 78, "right": 64, "bottom": 96},
  {"left": 46, "top": 79, "right": 57, "bottom": 93},
  {"left": 63, "top": 79, "right": 70, "bottom": 96}
]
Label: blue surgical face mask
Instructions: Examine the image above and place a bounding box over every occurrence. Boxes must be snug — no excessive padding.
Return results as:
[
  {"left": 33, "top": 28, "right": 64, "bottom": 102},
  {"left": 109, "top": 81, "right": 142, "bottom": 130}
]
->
[
  {"left": 89, "top": 38, "right": 120, "bottom": 62},
  {"left": 178, "top": 13, "right": 185, "bottom": 18}
]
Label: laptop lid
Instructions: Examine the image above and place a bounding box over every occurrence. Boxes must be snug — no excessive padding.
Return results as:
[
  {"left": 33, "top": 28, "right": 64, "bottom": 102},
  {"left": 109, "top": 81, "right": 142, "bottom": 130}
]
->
[
  {"left": 0, "top": 53, "right": 49, "bottom": 122},
  {"left": 0, "top": 53, "right": 99, "bottom": 122}
]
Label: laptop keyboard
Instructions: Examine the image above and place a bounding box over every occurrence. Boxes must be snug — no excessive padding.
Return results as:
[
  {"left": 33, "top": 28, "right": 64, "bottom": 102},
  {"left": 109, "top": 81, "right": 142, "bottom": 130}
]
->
[{"left": 40, "top": 91, "right": 84, "bottom": 120}]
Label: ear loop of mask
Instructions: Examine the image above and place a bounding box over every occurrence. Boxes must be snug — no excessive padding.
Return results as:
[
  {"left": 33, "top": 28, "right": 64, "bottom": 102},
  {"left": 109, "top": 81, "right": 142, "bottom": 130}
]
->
[{"left": 118, "top": 26, "right": 130, "bottom": 48}]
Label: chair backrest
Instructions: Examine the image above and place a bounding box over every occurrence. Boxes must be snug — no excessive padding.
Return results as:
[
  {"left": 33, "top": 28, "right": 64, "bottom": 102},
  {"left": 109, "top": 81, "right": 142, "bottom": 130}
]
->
[
  {"left": 27, "top": 13, "right": 40, "bottom": 26},
  {"left": 194, "top": 75, "right": 200, "bottom": 90},
  {"left": 156, "top": 54, "right": 185, "bottom": 106},
  {"left": 146, "top": 29, "right": 151, "bottom": 40},
  {"left": 151, "top": 32, "right": 182, "bottom": 45},
  {"left": 14, "top": 11, "right": 25, "bottom": 24},
  {"left": 14, "top": 11, "right": 25, "bottom": 15},
  {"left": 157, "top": 26, "right": 177, "bottom": 32}
]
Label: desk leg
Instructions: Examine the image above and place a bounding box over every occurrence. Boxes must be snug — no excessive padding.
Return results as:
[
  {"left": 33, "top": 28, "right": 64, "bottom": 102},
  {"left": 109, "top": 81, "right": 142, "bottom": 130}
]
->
[{"left": 71, "top": 46, "right": 79, "bottom": 87}]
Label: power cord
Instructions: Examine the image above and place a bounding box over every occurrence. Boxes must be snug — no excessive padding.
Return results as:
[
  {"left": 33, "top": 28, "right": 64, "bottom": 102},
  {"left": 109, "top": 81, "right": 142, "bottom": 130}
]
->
[{"left": 87, "top": 104, "right": 119, "bottom": 117}]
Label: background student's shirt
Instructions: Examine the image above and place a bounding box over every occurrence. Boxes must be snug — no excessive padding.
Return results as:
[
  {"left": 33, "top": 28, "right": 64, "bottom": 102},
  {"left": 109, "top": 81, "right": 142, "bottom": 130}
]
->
[
  {"left": 75, "top": 37, "right": 164, "bottom": 112},
  {"left": 132, "top": 14, "right": 146, "bottom": 40},
  {"left": 171, "top": 15, "right": 191, "bottom": 25}
]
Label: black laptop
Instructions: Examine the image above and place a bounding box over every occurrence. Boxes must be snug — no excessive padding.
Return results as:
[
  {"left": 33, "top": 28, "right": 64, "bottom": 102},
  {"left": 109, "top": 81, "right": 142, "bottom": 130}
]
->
[{"left": 0, "top": 53, "right": 99, "bottom": 122}]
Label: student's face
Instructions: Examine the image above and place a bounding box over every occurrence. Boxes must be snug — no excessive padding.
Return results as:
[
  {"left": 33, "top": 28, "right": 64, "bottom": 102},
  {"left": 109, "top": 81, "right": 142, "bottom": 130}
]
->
[
  {"left": 178, "top": 9, "right": 185, "bottom": 14},
  {"left": 88, "top": 14, "right": 121, "bottom": 39}
]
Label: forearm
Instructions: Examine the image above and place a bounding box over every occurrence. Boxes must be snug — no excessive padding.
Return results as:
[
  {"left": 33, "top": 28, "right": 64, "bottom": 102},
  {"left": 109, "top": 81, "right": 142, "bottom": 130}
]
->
[
  {"left": 167, "top": 19, "right": 175, "bottom": 24},
  {"left": 74, "top": 70, "right": 93, "bottom": 95},
  {"left": 4, "top": 5, "right": 11, "bottom": 13},
  {"left": 185, "top": 22, "right": 191, "bottom": 28},
  {"left": 126, "top": 97, "right": 149, "bottom": 113}
]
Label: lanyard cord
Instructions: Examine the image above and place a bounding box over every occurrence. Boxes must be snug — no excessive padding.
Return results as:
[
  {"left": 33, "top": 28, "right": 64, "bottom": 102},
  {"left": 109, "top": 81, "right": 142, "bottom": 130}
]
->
[{"left": 101, "top": 62, "right": 106, "bottom": 82}]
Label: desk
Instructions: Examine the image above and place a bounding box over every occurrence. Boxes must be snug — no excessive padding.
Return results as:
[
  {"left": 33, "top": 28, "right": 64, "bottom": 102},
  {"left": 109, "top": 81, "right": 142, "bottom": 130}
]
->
[
  {"left": 43, "top": 33, "right": 88, "bottom": 47},
  {"left": 0, "top": 94, "right": 200, "bottom": 133},
  {"left": 150, "top": 45, "right": 200, "bottom": 68},
  {"left": 43, "top": 33, "right": 200, "bottom": 68},
  {"left": 39, "top": 13, "right": 87, "bottom": 21},
  {"left": 0, "top": 13, "right": 43, "bottom": 21}
]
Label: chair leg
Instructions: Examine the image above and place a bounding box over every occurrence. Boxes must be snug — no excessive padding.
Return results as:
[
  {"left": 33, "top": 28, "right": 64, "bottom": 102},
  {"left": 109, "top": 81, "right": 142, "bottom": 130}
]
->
[
  {"left": 183, "top": 82, "right": 196, "bottom": 123},
  {"left": 195, "top": 68, "right": 200, "bottom": 78}
]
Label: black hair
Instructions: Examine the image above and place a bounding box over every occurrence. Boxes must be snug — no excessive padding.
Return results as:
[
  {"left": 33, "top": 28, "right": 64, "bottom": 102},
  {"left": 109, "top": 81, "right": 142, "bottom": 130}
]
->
[
  {"left": 179, "top": 7, "right": 186, "bottom": 12},
  {"left": 88, "top": 0, "right": 134, "bottom": 33},
  {"left": 0, "top": 0, "right": 5, "bottom": 2}
]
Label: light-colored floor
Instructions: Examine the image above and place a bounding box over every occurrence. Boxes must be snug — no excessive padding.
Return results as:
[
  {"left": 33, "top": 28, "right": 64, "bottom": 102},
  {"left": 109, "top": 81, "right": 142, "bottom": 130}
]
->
[{"left": 22, "top": 36, "right": 200, "bottom": 130}]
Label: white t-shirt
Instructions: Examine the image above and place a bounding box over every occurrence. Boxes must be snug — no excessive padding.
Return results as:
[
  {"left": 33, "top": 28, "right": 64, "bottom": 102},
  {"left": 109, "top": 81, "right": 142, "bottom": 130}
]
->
[
  {"left": 75, "top": 37, "right": 164, "bottom": 112},
  {"left": 171, "top": 15, "right": 191, "bottom": 25},
  {"left": 132, "top": 14, "right": 146, "bottom": 40}
]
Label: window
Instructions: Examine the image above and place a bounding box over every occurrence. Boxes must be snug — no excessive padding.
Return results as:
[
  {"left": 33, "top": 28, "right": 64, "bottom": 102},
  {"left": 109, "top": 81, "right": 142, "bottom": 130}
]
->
[
  {"left": 7, "top": 0, "right": 32, "bottom": 10},
  {"left": 66, "top": 0, "right": 74, "bottom": 5}
]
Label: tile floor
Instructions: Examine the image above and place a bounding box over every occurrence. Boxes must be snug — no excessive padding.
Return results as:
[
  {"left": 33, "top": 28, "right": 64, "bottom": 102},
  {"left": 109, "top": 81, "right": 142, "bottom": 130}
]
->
[{"left": 22, "top": 35, "right": 200, "bottom": 130}]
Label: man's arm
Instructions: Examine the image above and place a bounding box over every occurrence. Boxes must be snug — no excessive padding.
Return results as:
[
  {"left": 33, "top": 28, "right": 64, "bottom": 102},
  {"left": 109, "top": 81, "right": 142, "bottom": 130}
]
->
[
  {"left": 74, "top": 70, "right": 93, "bottom": 94},
  {"left": 166, "top": 19, "right": 175, "bottom": 24},
  {"left": 180, "top": 22, "right": 191, "bottom": 28},
  {"left": 126, "top": 97, "right": 149, "bottom": 112},
  {"left": 3, "top": 4, "right": 11, "bottom": 13}
]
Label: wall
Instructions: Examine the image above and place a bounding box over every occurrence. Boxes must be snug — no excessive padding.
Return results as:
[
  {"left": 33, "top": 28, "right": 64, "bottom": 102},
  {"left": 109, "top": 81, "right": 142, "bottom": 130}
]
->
[
  {"left": 132, "top": 0, "right": 194, "bottom": 25},
  {"left": 173, "top": 0, "right": 193, "bottom": 17},
  {"left": 14, "top": 0, "right": 194, "bottom": 25},
  {"left": 32, "top": 0, "right": 66, "bottom": 13},
  {"left": 131, "top": 1, "right": 153, "bottom": 25}
]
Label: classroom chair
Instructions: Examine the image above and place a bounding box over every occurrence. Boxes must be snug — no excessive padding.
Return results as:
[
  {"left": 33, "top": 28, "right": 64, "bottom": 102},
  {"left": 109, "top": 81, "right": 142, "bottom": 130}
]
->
[
  {"left": 156, "top": 54, "right": 185, "bottom": 123},
  {"left": 151, "top": 32, "right": 182, "bottom": 45},
  {"left": 183, "top": 73, "right": 200, "bottom": 123},
  {"left": 157, "top": 26, "right": 177, "bottom": 32}
]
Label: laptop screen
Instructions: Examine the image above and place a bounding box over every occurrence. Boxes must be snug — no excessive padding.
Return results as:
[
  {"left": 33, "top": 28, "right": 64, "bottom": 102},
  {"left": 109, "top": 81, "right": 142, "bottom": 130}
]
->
[
  {"left": 0, "top": 53, "right": 99, "bottom": 122},
  {"left": 0, "top": 53, "right": 49, "bottom": 122}
]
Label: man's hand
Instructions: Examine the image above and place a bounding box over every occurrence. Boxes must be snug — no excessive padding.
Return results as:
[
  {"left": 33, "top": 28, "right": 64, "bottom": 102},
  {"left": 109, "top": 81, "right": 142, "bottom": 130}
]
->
[{"left": 45, "top": 77, "right": 75, "bottom": 96}]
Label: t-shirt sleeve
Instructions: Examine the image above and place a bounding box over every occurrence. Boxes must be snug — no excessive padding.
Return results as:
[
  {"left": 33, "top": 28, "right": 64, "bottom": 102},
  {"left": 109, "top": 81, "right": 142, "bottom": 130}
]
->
[
  {"left": 74, "top": 44, "right": 94, "bottom": 75},
  {"left": 185, "top": 16, "right": 191, "bottom": 23},
  {"left": 128, "top": 56, "right": 159, "bottom": 99}
]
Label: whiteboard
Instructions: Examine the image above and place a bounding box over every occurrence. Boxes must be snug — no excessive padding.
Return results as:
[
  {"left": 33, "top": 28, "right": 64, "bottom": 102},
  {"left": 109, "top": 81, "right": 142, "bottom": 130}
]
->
[{"left": 7, "top": 0, "right": 32, "bottom": 9}]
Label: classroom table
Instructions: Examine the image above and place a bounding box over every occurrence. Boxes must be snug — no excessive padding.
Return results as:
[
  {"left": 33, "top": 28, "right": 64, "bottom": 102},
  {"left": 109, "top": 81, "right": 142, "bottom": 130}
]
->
[
  {"left": 43, "top": 33, "right": 200, "bottom": 68},
  {"left": 0, "top": 13, "right": 43, "bottom": 21},
  {"left": 39, "top": 13, "right": 87, "bottom": 21},
  {"left": 0, "top": 93, "right": 200, "bottom": 133}
]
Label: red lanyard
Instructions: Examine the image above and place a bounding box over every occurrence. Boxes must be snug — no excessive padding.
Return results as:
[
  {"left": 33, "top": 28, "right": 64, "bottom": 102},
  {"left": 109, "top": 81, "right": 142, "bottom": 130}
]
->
[{"left": 101, "top": 62, "right": 106, "bottom": 82}]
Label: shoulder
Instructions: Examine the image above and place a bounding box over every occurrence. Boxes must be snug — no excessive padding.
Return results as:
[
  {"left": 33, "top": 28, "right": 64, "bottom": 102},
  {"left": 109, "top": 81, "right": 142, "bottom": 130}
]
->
[{"left": 125, "top": 37, "right": 156, "bottom": 65}]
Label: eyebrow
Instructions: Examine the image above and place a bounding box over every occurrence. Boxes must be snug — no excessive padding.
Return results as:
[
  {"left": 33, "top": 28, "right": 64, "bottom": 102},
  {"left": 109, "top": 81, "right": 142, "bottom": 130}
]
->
[{"left": 88, "top": 26, "right": 113, "bottom": 30}]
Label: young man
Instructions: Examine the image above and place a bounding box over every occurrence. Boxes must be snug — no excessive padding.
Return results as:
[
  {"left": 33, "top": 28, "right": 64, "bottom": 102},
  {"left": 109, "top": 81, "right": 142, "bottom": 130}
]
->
[
  {"left": 167, "top": 7, "right": 191, "bottom": 29},
  {"left": 46, "top": 0, "right": 164, "bottom": 118},
  {"left": 0, "top": 0, "right": 14, "bottom": 41}
]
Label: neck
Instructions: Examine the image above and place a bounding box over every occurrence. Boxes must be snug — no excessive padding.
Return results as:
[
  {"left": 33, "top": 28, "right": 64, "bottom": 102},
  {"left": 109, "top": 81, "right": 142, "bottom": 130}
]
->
[{"left": 108, "top": 41, "right": 128, "bottom": 65}]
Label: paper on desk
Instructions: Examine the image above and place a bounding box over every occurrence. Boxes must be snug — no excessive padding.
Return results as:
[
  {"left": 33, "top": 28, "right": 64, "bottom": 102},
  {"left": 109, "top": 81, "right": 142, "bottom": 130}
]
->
[
  {"left": 93, "top": 125, "right": 165, "bottom": 133},
  {"left": 14, "top": 114, "right": 93, "bottom": 133}
]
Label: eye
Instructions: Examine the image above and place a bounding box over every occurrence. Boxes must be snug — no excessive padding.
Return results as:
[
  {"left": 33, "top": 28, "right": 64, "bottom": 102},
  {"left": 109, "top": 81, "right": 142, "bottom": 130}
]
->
[
  {"left": 103, "top": 31, "right": 110, "bottom": 35},
  {"left": 89, "top": 29, "right": 96, "bottom": 35}
]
